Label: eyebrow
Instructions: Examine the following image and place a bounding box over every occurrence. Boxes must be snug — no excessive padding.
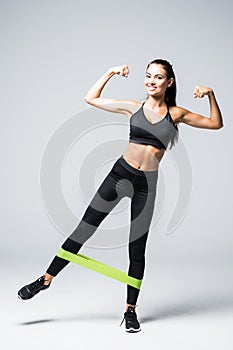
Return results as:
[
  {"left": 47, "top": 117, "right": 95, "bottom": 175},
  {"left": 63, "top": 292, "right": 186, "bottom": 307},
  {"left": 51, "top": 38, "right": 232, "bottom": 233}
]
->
[{"left": 146, "top": 72, "right": 164, "bottom": 77}]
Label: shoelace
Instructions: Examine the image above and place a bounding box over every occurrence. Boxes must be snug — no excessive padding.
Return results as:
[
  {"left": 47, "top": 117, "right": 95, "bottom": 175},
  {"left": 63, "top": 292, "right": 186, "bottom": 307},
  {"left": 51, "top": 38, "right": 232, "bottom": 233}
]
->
[
  {"left": 119, "top": 312, "right": 127, "bottom": 327},
  {"left": 119, "top": 310, "right": 137, "bottom": 327},
  {"left": 27, "top": 277, "right": 49, "bottom": 293}
]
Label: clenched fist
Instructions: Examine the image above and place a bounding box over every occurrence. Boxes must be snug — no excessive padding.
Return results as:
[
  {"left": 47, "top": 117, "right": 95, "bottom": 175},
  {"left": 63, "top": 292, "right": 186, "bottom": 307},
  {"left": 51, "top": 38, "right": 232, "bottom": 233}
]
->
[
  {"left": 194, "top": 86, "right": 213, "bottom": 98},
  {"left": 110, "top": 65, "right": 129, "bottom": 77}
]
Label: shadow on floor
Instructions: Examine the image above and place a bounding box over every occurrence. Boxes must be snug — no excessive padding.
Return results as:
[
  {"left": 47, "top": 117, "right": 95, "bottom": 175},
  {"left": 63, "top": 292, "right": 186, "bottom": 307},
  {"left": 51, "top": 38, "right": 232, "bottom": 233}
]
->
[
  {"left": 140, "top": 292, "right": 233, "bottom": 323},
  {"left": 18, "top": 291, "right": 233, "bottom": 326},
  {"left": 19, "top": 319, "right": 56, "bottom": 326},
  {"left": 18, "top": 313, "right": 120, "bottom": 326}
]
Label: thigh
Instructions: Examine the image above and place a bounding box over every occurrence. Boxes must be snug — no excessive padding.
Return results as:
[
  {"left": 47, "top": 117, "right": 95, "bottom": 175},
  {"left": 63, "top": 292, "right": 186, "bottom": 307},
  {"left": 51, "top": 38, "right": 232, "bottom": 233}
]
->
[
  {"left": 129, "top": 180, "right": 157, "bottom": 243},
  {"left": 83, "top": 162, "right": 133, "bottom": 218},
  {"left": 69, "top": 167, "right": 128, "bottom": 243}
]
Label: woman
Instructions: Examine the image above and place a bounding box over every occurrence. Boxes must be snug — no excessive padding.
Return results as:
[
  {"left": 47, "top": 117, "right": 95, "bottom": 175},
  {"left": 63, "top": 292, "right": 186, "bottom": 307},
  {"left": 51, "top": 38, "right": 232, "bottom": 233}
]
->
[{"left": 18, "top": 59, "right": 223, "bottom": 333}]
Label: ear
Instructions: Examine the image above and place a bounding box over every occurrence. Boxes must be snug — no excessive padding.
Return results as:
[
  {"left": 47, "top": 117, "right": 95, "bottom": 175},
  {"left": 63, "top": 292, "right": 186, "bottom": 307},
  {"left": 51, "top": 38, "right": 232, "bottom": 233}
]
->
[{"left": 167, "top": 77, "right": 174, "bottom": 87}]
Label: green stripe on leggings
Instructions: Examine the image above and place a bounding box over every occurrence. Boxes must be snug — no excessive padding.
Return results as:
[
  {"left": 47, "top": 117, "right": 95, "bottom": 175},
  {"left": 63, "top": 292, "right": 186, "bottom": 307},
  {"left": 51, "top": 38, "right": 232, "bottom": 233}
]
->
[{"left": 56, "top": 248, "right": 142, "bottom": 289}]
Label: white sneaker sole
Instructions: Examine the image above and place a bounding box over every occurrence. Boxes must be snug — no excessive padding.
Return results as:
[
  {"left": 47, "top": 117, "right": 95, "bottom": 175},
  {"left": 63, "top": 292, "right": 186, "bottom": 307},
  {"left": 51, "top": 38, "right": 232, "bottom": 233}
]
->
[{"left": 126, "top": 327, "right": 141, "bottom": 333}]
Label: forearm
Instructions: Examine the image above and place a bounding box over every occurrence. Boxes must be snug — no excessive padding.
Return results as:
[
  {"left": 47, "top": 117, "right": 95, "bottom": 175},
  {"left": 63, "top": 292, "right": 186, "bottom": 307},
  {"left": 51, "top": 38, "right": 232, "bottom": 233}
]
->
[
  {"left": 84, "top": 68, "right": 115, "bottom": 102},
  {"left": 208, "top": 91, "right": 224, "bottom": 128}
]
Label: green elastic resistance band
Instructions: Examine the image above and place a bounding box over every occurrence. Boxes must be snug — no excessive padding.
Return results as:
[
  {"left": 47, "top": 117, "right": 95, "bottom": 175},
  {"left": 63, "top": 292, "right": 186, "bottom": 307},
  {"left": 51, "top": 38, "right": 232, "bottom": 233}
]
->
[{"left": 56, "top": 248, "right": 142, "bottom": 289}]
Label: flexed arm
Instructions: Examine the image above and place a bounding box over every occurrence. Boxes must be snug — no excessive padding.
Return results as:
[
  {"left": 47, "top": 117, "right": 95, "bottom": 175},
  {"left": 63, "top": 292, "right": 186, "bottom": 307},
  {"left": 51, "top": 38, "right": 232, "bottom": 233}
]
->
[
  {"left": 177, "top": 86, "right": 224, "bottom": 129},
  {"left": 83, "top": 65, "right": 138, "bottom": 116},
  {"left": 84, "top": 65, "right": 129, "bottom": 102}
]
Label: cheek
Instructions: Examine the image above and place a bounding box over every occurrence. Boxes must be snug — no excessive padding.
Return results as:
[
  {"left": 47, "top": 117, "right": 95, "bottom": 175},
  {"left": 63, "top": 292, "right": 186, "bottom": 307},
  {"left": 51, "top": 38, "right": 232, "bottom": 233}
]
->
[{"left": 158, "top": 80, "right": 168, "bottom": 88}]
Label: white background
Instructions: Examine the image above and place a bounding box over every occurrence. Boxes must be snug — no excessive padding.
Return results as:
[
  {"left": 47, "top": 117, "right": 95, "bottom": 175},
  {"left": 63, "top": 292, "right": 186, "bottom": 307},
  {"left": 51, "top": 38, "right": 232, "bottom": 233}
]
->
[{"left": 1, "top": 0, "right": 232, "bottom": 349}]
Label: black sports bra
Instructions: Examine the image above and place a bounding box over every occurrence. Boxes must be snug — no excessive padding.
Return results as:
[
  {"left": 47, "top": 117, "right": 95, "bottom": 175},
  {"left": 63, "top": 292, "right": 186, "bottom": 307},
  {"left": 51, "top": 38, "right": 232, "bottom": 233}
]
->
[{"left": 129, "top": 102, "right": 179, "bottom": 150}]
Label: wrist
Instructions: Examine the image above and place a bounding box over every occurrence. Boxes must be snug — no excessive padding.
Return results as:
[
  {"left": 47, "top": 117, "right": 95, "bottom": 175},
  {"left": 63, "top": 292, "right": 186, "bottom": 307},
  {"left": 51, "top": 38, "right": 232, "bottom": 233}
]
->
[
  {"left": 208, "top": 89, "right": 214, "bottom": 97},
  {"left": 106, "top": 68, "right": 116, "bottom": 77}
]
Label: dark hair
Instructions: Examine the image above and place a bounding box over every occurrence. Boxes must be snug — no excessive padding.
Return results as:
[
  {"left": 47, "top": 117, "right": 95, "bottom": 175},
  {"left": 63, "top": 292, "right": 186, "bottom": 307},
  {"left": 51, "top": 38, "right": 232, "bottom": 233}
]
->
[
  {"left": 146, "top": 58, "right": 177, "bottom": 106},
  {"left": 146, "top": 58, "right": 179, "bottom": 149}
]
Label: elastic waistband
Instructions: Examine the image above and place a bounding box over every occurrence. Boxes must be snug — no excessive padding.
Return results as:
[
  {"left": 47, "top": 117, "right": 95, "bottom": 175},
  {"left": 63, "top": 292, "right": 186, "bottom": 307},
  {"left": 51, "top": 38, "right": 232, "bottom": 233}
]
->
[{"left": 118, "top": 155, "right": 158, "bottom": 177}]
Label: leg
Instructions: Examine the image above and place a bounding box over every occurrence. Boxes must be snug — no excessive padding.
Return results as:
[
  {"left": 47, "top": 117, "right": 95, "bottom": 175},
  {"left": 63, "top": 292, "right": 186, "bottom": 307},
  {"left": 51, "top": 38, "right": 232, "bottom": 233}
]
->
[
  {"left": 121, "top": 182, "right": 156, "bottom": 332},
  {"left": 127, "top": 233, "right": 149, "bottom": 307},
  {"left": 126, "top": 177, "right": 157, "bottom": 307},
  {"left": 46, "top": 161, "right": 132, "bottom": 277},
  {"left": 18, "top": 160, "right": 132, "bottom": 300}
]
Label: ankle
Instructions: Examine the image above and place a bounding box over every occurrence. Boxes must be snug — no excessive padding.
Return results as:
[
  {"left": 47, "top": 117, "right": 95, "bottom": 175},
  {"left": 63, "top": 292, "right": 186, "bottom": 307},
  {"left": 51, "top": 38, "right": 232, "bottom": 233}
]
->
[
  {"left": 126, "top": 303, "right": 136, "bottom": 312},
  {"left": 43, "top": 273, "right": 54, "bottom": 285}
]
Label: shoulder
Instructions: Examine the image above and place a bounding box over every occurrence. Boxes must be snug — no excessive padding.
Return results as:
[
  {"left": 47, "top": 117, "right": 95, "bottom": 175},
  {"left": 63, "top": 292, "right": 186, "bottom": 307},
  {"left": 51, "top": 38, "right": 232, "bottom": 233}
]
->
[
  {"left": 114, "top": 99, "right": 143, "bottom": 118},
  {"left": 119, "top": 100, "right": 143, "bottom": 117},
  {"left": 169, "top": 106, "right": 187, "bottom": 125}
]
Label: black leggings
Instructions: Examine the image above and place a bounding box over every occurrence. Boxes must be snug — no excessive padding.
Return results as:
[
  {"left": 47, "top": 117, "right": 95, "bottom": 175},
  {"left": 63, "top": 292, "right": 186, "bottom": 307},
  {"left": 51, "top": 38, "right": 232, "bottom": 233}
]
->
[{"left": 46, "top": 155, "right": 159, "bottom": 305}]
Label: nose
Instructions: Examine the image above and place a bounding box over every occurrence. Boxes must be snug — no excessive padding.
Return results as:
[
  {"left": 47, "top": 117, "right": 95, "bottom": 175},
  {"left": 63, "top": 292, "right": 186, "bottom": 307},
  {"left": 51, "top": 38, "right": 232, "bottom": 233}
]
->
[{"left": 148, "top": 77, "right": 156, "bottom": 84}]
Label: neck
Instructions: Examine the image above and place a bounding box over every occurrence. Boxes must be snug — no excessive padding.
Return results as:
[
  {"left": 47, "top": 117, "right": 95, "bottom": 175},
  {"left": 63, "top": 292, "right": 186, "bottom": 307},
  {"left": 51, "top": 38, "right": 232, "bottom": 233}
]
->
[{"left": 145, "top": 96, "right": 167, "bottom": 109}]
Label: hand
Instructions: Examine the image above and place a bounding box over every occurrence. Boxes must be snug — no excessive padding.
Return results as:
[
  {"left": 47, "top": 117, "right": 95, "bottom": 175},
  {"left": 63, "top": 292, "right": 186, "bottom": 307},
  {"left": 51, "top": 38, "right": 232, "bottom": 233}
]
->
[
  {"left": 193, "top": 86, "right": 213, "bottom": 98},
  {"left": 110, "top": 64, "right": 129, "bottom": 77}
]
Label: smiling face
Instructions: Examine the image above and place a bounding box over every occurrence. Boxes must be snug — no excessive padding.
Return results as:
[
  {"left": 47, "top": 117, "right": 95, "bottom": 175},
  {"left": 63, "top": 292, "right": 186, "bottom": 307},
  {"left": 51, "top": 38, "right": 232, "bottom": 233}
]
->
[{"left": 144, "top": 63, "right": 174, "bottom": 98}]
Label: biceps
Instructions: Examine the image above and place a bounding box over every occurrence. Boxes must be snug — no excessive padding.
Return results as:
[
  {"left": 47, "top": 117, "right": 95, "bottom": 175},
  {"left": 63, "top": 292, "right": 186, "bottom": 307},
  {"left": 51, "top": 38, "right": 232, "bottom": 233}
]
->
[
  {"left": 181, "top": 112, "right": 215, "bottom": 129},
  {"left": 85, "top": 98, "right": 137, "bottom": 116}
]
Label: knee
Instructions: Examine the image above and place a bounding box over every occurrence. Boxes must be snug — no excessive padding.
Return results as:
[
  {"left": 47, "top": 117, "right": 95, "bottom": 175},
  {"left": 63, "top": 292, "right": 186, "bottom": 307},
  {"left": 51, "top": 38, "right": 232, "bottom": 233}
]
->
[
  {"left": 82, "top": 205, "right": 107, "bottom": 226},
  {"left": 129, "top": 255, "right": 145, "bottom": 266},
  {"left": 68, "top": 219, "right": 97, "bottom": 245},
  {"left": 61, "top": 237, "right": 82, "bottom": 254}
]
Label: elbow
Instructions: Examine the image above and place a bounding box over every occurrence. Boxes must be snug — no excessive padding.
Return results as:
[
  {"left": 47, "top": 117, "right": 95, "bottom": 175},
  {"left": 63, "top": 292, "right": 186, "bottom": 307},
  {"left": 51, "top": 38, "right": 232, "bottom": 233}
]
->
[
  {"left": 216, "top": 122, "right": 224, "bottom": 129},
  {"left": 84, "top": 96, "right": 93, "bottom": 105},
  {"left": 213, "top": 123, "right": 224, "bottom": 130},
  {"left": 210, "top": 119, "right": 224, "bottom": 129}
]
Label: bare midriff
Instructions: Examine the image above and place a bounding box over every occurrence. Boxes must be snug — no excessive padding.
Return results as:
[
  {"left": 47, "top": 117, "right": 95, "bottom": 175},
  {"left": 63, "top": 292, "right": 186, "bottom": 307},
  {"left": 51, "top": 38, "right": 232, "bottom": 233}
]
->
[{"left": 122, "top": 142, "right": 165, "bottom": 171}]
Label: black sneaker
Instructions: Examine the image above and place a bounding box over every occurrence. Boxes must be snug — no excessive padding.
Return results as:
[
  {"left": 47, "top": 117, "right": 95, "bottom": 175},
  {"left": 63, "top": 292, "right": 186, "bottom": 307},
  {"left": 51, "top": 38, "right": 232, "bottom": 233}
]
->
[
  {"left": 18, "top": 276, "right": 51, "bottom": 300},
  {"left": 119, "top": 306, "right": 141, "bottom": 333}
]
